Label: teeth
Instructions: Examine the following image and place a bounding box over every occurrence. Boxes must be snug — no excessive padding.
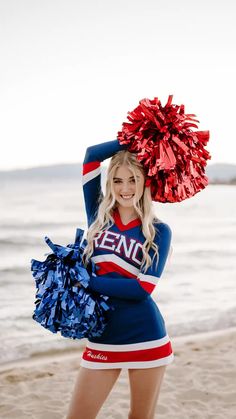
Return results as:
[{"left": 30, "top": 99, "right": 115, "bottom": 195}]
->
[{"left": 121, "top": 195, "right": 133, "bottom": 199}]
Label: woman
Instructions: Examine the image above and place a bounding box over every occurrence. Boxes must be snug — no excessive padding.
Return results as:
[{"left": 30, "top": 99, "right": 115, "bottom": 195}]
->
[{"left": 66, "top": 139, "right": 174, "bottom": 419}]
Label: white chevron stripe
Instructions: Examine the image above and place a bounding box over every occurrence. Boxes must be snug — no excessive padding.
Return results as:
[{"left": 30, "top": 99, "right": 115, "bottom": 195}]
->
[
  {"left": 86, "top": 335, "right": 170, "bottom": 351},
  {"left": 91, "top": 253, "right": 140, "bottom": 276},
  {"left": 137, "top": 272, "right": 160, "bottom": 286},
  {"left": 82, "top": 166, "right": 101, "bottom": 186},
  {"left": 80, "top": 353, "right": 174, "bottom": 369}
]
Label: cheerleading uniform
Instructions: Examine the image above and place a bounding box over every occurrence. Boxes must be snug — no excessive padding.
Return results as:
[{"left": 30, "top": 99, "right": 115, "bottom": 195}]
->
[{"left": 80, "top": 139, "right": 174, "bottom": 369}]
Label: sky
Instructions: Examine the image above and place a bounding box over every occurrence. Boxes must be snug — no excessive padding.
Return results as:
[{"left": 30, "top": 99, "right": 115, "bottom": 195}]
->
[{"left": 1, "top": 0, "right": 236, "bottom": 170}]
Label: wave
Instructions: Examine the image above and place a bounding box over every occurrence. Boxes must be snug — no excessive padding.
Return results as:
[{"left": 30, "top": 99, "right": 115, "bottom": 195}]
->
[
  {"left": 0, "top": 221, "right": 79, "bottom": 230},
  {"left": 0, "top": 229, "right": 85, "bottom": 248},
  {"left": 1, "top": 308, "right": 236, "bottom": 366},
  {"left": 185, "top": 249, "right": 236, "bottom": 259},
  {"left": 0, "top": 238, "right": 43, "bottom": 247},
  {"left": 168, "top": 306, "right": 236, "bottom": 337},
  {"left": 0, "top": 266, "right": 31, "bottom": 275}
]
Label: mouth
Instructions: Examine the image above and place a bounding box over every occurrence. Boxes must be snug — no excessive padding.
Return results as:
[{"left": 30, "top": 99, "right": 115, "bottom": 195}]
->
[{"left": 120, "top": 194, "right": 134, "bottom": 200}]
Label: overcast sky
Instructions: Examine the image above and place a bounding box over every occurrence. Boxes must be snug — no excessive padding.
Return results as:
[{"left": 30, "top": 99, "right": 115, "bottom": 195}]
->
[{"left": 1, "top": 0, "right": 235, "bottom": 170}]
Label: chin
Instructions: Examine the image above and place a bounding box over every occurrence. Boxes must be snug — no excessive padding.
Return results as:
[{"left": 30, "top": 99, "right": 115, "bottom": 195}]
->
[{"left": 116, "top": 199, "right": 136, "bottom": 208}]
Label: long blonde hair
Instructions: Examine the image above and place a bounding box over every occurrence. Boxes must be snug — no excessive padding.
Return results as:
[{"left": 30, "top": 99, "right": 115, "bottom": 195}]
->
[{"left": 82, "top": 150, "right": 161, "bottom": 273}]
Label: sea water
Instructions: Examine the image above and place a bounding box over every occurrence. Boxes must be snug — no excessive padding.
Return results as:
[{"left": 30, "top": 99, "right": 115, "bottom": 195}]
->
[{"left": 0, "top": 179, "right": 235, "bottom": 365}]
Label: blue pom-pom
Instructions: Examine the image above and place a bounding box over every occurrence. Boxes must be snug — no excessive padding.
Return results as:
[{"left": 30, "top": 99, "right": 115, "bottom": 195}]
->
[{"left": 30, "top": 228, "right": 114, "bottom": 339}]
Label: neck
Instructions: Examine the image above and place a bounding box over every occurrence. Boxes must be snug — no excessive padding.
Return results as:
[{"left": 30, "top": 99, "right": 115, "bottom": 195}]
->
[{"left": 116, "top": 206, "right": 138, "bottom": 222}]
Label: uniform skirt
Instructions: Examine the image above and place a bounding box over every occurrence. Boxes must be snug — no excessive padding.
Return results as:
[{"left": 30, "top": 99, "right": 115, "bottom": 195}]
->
[{"left": 80, "top": 295, "right": 174, "bottom": 369}]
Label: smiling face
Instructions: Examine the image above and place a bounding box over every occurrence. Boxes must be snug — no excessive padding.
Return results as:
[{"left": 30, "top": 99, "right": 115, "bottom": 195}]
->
[{"left": 112, "top": 164, "right": 145, "bottom": 209}]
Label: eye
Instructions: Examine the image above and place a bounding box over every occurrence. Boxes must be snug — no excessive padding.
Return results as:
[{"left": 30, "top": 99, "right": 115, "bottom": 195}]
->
[{"left": 113, "top": 179, "right": 136, "bottom": 183}]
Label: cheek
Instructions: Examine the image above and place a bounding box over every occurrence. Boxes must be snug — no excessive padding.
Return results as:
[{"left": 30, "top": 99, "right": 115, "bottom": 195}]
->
[
  {"left": 137, "top": 182, "right": 144, "bottom": 196},
  {"left": 113, "top": 185, "right": 120, "bottom": 195}
]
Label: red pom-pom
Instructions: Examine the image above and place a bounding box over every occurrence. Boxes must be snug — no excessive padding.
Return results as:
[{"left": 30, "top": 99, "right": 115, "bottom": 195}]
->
[{"left": 117, "top": 95, "right": 211, "bottom": 203}]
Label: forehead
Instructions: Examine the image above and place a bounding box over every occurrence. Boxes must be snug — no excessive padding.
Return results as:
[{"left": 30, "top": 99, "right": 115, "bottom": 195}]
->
[{"left": 114, "top": 165, "right": 141, "bottom": 179}]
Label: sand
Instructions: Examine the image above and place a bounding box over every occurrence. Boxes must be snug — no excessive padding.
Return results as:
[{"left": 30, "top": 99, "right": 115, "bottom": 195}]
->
[{"left": 0, "top": 328, "right": 236, "bottom": 419}]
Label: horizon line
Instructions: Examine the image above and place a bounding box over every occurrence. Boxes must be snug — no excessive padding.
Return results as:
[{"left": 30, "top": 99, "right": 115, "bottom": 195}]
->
[{"left": 0, "top": 160, "right": 236, "bottom": 173}]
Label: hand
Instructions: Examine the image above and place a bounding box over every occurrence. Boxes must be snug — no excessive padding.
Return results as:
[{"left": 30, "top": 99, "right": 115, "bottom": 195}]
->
[{"left": 74, "top": 281, "right": 82, "bottom": 288}]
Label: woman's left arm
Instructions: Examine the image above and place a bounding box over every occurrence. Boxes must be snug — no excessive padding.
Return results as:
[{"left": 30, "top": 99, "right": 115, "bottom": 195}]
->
[{"left": 136, "top": 222, "right": 172, "bottom": 294}]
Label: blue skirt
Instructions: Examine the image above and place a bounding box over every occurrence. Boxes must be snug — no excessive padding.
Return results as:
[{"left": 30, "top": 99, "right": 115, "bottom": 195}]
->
[{"left": 80, "top": 296, "right": 174, "bottom": 369}]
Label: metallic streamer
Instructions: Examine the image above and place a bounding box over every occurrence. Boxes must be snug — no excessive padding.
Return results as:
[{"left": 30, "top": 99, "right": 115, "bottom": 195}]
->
[{"left": 31, "top": 228, "right": 113, "bottom": 340}]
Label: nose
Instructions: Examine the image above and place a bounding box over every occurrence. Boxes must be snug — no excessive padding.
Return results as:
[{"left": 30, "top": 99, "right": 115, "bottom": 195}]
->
[{"left": 120, "top": 183, "right": 134, "bottom": 193}]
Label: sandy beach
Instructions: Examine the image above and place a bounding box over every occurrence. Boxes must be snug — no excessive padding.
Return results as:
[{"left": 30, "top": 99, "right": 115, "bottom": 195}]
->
[{"left": 0, "top": 328, "right": 236, "bottom": 419}]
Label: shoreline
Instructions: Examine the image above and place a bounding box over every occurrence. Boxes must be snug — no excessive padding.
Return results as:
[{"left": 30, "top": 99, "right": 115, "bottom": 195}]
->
[{"left": 1, "top": 326, "right": 236, "bottom": 373}]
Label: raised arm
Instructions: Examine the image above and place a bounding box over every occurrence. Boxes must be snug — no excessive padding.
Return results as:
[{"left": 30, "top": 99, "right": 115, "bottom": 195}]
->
[
  {"left": 82, "top": 140, "right": 127, "bottom": 227},
  {"left": 88, "top": 222, "right": 172, "bottom": 301}
]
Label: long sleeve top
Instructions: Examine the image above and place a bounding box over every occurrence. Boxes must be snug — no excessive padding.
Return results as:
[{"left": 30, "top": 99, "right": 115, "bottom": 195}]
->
[{"left": 82, "top": 139, "right": 172, "bottom": 302}]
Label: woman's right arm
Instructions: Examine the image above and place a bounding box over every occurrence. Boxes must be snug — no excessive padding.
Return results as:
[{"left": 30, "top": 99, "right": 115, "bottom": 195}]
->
[
  {"left": 82, "top": 140, "right": 127, "bottom": 227},
  {"left": 87, "top": 223, "right": 172, "bottom": 301}
]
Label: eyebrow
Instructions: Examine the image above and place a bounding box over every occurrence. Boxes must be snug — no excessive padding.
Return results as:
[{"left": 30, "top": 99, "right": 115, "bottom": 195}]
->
[{"left": 113, "top": 176, "right": 140, "bottom": 180}]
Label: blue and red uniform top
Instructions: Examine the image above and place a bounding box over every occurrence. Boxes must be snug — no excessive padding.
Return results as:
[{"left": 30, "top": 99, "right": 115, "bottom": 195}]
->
[{"left": 80, "top": 139, "right": 174, "bottom": 369}]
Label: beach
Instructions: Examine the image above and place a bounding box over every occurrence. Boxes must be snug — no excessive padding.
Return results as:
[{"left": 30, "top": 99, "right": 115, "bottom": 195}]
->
[{"left": 1, "top": 327, "right": 236, "bottom": 419}]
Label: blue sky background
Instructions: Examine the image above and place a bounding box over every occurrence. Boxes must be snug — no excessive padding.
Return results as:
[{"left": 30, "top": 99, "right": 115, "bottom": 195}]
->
[{"left": 1, "top": 0, "right": 235, "bottom": 170}]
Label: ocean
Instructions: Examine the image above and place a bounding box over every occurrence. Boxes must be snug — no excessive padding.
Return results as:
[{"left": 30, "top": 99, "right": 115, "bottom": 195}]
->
[{"left": 1, "top": 178, "right": 236, "bottom": 365}]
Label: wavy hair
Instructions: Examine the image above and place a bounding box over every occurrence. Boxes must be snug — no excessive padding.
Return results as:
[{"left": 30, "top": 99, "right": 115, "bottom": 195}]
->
[{"left": 82, "top": 150, "right": 162, "bottom": 273}]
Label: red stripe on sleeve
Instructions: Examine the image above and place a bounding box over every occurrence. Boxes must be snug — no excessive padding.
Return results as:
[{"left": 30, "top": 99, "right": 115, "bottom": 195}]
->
[
  {"left": 138, "top": 281, "right": 155, "bottom": 294},
  {"left": 83, "top": 161, "right": 100, "bottom": 175}
]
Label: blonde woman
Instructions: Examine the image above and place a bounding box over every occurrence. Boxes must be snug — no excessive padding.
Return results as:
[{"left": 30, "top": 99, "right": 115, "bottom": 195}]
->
[{"left": 67, "top": 139, "right": 174, "bottom": 419}]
